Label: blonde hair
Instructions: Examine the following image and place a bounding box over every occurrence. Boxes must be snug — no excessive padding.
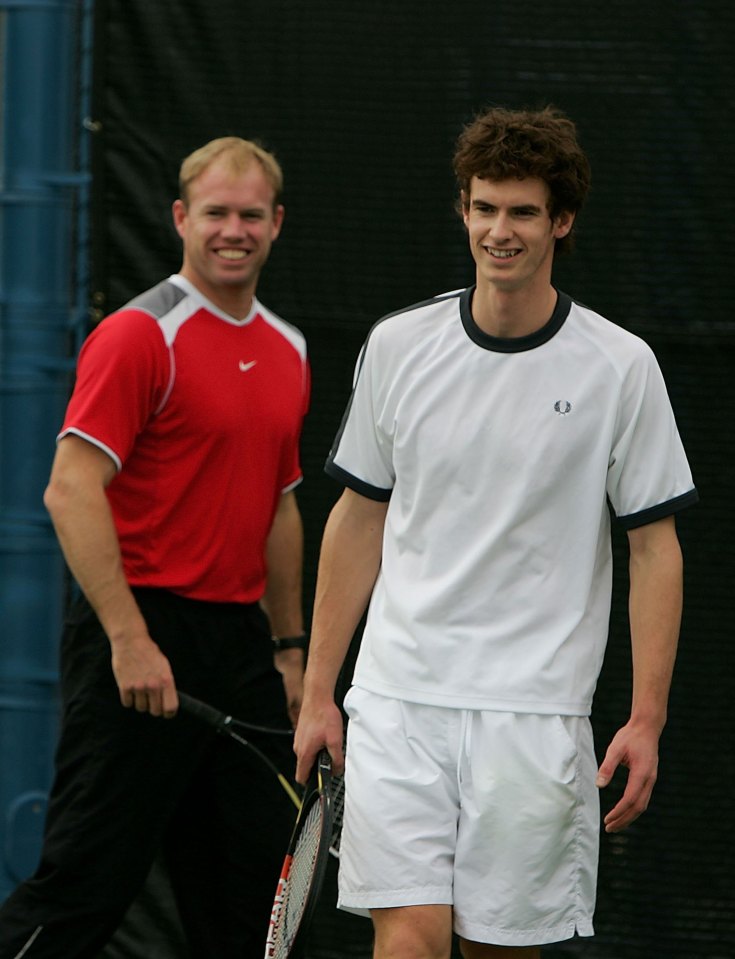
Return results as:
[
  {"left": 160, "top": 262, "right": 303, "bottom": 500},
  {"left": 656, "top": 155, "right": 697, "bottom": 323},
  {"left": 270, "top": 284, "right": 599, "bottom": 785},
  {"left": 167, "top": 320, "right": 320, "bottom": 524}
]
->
[{"left": 178, "top": 137, "right": 283, "bottom": 207}]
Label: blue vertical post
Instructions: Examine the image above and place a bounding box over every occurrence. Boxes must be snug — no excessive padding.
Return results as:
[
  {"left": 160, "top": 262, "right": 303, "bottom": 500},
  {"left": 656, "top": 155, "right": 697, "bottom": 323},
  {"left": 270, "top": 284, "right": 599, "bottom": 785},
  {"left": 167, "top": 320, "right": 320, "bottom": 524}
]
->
[{"left": 0, "top": 0, "right": 91, "bottom": 902}]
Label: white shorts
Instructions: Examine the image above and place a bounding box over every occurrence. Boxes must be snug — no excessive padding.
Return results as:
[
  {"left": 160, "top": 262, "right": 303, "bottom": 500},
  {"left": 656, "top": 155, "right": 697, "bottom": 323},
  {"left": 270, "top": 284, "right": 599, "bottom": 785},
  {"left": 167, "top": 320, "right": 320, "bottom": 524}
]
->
[{"left": 338, "top": 687, "right": 599, "bottom": 947}]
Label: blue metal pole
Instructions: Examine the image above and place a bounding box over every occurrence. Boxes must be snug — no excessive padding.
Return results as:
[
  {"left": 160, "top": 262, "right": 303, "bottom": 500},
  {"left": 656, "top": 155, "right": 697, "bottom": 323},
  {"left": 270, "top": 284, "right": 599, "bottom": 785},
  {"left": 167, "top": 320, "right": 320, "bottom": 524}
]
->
[{"left": 0, "top": 0, "right": 91, "bottom": 901}]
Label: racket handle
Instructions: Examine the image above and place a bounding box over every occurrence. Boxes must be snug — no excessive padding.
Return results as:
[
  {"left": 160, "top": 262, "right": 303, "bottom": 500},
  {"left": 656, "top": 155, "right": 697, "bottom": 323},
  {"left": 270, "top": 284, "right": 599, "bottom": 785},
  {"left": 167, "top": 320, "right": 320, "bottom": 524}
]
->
[
  {"left": 177, "top": 691, "right": 228, "bottom": 731},
  {"left": 316, "top": 748, "right": 332, "bottom": 791}
]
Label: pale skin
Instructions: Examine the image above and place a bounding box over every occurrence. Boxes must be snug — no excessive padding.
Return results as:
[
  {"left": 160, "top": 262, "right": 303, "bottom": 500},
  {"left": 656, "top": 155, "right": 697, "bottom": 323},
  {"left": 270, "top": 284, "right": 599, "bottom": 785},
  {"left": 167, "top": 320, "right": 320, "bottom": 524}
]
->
[
  {"left": 295, "top": 176, "right": 684, "bottom": 959},
  {"left": 297, "top": 491, "right": 682, "bottom": 958},
  {"left": 261, "top": 487, "right": 306, "bottom": 727},
  {"left": 43, "top": 437, "right": 305, "bottom": 721},
  {"left": 43, "top": 157, "right": 305, "bottom": 721},
  {"left": 172, "top": 155, "right": 284, "bottom": 319}
]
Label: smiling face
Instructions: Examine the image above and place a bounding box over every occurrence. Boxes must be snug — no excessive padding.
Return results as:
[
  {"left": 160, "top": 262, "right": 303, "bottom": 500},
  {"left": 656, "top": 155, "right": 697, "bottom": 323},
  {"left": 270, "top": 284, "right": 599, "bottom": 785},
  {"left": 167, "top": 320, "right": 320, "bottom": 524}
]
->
[
  {"left": 172, "top": 157, "right": 284, "bottom": 316},
  {"left": 463, "top": 176, "right": 574, "bottom": 296}
]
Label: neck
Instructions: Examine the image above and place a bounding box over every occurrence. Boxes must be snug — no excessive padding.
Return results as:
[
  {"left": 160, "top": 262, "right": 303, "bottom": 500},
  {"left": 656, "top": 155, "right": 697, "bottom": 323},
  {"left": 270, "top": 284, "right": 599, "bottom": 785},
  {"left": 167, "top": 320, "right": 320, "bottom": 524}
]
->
[
  {"left": 207, "top": 289, "right": 256, "bottom": 321},
  {"left": 178, "top": 269, "right": 256, "bottom": 321},
  {"left": 471, "top": 282, "right": 558, "bottom": 338}
]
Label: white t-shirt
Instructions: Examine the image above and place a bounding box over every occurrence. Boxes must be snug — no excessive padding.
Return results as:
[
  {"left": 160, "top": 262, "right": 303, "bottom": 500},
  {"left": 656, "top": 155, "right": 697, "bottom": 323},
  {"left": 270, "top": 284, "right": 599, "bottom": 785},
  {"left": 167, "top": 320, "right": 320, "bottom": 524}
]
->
[{"left": 326, "top": 288, "right": 697, "bottom": 715}]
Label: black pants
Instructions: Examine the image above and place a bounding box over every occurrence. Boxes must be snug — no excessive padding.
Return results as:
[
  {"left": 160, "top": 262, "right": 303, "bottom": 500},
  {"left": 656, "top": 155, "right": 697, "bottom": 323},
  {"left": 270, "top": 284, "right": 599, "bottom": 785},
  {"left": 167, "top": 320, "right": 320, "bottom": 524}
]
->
[{"left": 0, "top": 589, "right": 296, "bottom": 959}]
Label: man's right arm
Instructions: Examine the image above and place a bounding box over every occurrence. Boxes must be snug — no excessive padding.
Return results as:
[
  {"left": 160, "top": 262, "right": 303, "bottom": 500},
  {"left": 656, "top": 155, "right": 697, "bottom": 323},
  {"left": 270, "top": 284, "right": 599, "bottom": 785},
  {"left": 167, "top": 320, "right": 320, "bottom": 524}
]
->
[
  {"left": 44, "top": 434, "right": 178, "bottom": 717},
  {"left": 294, "top": 487, "right": 388, "bottom": 783}
]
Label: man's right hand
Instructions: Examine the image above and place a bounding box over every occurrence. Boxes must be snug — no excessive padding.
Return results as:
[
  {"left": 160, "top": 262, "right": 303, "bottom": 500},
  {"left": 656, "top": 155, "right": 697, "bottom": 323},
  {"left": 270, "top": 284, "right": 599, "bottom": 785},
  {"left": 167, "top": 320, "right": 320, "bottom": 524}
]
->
[
  {"left": 294, "top": 698, "right": 345, "bottom": 784},
  {"left": 111, "top": 633, "right": 178, "bottom": 718},
  {"left": 44, "top": 436, "right": 179, "bottom": 721}
]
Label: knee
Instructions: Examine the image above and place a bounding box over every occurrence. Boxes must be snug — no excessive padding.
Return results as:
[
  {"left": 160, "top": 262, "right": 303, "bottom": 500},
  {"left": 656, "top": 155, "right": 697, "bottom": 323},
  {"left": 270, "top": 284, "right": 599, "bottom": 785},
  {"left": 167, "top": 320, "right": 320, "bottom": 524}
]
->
[
  {"left": 459, "top": 942, "right": 541, "bottom": 959},
  {"left": 372, "top": 905, "right": 452, "bottom": 959},
  {"left": 374, "top": 928, "right": 451, "bottom": 959}
]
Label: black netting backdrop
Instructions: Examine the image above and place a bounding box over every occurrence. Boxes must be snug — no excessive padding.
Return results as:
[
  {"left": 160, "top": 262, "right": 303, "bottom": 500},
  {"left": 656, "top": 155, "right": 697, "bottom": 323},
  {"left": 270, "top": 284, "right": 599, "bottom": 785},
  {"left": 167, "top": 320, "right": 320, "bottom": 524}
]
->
[{"left": 90, "top": 2, "right": 734, "bottom": 957}]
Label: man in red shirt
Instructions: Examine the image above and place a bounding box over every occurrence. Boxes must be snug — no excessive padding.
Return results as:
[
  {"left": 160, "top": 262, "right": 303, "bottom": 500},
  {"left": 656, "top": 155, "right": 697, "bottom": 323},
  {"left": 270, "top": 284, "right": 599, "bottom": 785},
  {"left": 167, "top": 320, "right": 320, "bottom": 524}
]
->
[{"left": 0, "top": 137, "right": 309, "bottom": 958}]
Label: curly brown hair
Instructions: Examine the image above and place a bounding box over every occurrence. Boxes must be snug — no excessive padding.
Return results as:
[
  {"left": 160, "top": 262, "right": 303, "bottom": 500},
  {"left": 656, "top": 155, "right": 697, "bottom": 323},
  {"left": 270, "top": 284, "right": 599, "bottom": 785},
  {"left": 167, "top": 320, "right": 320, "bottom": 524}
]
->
[{"left": 453, "top": 106, "right": 591, "bottom": 254}]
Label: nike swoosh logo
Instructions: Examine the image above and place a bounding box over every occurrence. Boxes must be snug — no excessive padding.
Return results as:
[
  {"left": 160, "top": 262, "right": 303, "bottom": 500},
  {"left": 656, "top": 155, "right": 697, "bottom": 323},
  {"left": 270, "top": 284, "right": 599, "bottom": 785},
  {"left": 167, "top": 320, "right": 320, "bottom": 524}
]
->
[{"left": 238, "top": 360, "right": 257, "bottom": 372}]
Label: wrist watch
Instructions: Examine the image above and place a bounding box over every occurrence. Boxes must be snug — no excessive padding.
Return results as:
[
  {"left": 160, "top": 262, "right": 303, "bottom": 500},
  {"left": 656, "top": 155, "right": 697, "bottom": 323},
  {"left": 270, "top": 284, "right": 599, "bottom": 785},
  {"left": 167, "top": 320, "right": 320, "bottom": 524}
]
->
[{"left": 272, "top": 633, "right": 308, "bottom": 652}]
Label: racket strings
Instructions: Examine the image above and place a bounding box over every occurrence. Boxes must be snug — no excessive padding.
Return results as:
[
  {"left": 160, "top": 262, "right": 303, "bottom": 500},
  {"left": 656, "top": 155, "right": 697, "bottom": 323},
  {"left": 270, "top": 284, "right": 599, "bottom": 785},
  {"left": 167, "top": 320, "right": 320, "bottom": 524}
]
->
[
  {"left": 328, "top": 774, "right": 345, "bottom": 857},
  {"left": 272, "top": 800, "right": 325, "bottom": 953},
  {"left": 328, "top": 731, "right": 347, "bottom": 857}
]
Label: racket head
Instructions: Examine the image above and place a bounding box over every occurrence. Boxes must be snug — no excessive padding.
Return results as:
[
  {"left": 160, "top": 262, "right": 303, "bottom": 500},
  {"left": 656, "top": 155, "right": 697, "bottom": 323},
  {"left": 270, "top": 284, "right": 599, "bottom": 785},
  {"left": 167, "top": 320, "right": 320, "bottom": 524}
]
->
[{"left": 265, "top": 750, "right": 333, "bottom": 958}]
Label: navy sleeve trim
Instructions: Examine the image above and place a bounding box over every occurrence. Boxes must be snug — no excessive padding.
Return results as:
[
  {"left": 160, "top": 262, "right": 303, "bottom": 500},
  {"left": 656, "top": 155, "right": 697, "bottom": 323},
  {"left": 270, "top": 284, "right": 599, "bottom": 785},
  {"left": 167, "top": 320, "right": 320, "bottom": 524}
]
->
[
  {"left": 324, "top": 460, "right": 392, "bottom": 502},
  {"left": 616, "top": 488, "right": 699, "bottom": 530}
]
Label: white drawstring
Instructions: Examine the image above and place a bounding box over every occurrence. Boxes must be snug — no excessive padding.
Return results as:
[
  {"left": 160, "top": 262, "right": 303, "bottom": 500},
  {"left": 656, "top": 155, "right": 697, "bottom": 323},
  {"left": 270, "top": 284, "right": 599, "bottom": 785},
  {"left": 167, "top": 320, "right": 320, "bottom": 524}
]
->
[
  {"left": 13, "top": 925, "right": 43, "bottom": 958},
  {"left": 456, "top": 708, "right": 473, "bottom": 787}
]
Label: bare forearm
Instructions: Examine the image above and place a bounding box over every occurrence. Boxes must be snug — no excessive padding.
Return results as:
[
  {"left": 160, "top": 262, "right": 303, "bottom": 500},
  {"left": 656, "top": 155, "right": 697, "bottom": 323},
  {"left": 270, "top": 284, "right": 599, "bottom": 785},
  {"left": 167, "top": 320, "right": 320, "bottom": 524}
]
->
[
  {"left": 44, "top": 437, "right": 176, "bottom": 715},
  {"left": 262, "top": 490, "right": 306, "bottom": 726},
  {"left": 44, "top": 475, "right": 146, "bottom": 643},
  {"left": 295, "top": 489, "right": 387, "bottom": 780},
  {"left": 597, "top": 517, "right": 684, "bottom": 832},
  {"left": 627, "top": 517, "right": 683, "bottom": 733},
  {"left": 304, "top": 490, "right": 387, "bottom": 700},
  {"left": 262, "top": 490, "right": 304, "bottom": 637}
]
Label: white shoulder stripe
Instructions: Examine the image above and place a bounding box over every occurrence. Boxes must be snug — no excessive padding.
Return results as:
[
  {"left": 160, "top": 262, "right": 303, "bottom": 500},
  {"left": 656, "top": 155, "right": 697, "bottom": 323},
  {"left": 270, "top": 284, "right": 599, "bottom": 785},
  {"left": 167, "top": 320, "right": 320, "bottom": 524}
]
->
[
  {"left": 157, "top": 296, "right": 200, "bottom": 348},
  {"left": 254, "top": 298, "right": 307, "bottom": 359},
  {"left": 282, "top": 475, "right": 304, "bottom": 494}
]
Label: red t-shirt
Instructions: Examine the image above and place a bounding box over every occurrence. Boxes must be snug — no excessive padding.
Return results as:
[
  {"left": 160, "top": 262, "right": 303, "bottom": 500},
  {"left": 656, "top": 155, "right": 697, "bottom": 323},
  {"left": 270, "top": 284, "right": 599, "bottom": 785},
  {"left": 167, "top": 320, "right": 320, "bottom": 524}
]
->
[{"left": 60, "top": 275, "right": 310, "bottom": 602}]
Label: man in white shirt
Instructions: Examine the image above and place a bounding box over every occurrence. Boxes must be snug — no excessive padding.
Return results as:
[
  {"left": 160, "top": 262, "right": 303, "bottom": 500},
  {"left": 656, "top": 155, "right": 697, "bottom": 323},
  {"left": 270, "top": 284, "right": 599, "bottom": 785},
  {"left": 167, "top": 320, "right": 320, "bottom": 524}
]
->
[{"left": 295, "top": 106, "right": 697, "bottom": 959}]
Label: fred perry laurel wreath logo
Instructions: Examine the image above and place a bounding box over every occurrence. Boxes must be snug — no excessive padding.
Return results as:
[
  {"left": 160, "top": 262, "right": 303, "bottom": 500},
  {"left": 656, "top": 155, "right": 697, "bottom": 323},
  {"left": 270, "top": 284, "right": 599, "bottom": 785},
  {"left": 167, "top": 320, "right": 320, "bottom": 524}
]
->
[{"left": 554, "top": 400, "right": 572, "bottom": 415}]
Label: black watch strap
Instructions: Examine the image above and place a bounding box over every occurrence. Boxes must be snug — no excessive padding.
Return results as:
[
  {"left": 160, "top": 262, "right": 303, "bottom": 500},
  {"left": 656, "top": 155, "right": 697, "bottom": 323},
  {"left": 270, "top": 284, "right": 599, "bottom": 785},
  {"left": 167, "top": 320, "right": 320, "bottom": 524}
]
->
[{"left": 272, "top": 633, "right": 308, "bottom": 652}]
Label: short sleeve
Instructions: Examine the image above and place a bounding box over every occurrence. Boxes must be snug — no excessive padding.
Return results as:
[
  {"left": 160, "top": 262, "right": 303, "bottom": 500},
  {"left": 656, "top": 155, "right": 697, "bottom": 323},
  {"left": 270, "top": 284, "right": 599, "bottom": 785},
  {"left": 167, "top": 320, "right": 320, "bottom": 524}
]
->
[
  {"left": 60, "top": 310, "right": 171, "bottom": 468},
  {"left": 325, "top": 335, "right": 395, "bottom": 500},
  {"left": 607, "top": 344, "right": 697, "bottom": 528}
]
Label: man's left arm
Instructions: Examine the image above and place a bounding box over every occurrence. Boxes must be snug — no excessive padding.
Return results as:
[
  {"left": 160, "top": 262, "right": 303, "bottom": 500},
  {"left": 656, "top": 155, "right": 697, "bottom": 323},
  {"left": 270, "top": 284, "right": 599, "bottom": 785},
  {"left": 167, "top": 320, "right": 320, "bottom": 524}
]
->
[
  {"left": 596, "top": 514, "right": 684, "bottom": 833},
  {"left": 262, "top": 489, "right": 306, "bottom": 726}
]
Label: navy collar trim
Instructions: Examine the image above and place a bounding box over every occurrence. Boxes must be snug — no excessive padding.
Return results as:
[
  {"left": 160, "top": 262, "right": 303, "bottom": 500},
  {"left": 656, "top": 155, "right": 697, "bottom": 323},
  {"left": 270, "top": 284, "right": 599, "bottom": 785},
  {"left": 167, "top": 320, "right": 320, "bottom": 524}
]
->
[{"left": 460, "top": 287, "right": 572, "bottom": 353}]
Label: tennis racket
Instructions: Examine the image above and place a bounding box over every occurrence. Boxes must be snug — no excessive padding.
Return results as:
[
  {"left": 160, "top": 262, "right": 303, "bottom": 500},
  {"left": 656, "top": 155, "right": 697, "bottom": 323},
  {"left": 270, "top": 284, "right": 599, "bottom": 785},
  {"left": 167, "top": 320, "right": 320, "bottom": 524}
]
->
[
  {"left": 264, "top": 749, "right": 334, "bottom": 958},
  {"left": 328, "top": 748, "right": 345, "bottom": 858},
  {"left": 177, "top": 692, "right": 301, "bottom": 811}
]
